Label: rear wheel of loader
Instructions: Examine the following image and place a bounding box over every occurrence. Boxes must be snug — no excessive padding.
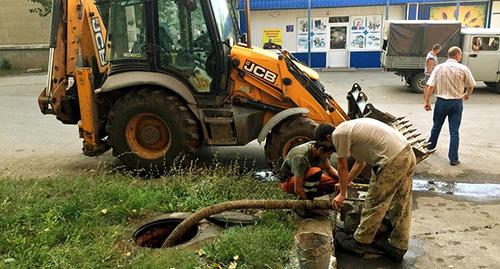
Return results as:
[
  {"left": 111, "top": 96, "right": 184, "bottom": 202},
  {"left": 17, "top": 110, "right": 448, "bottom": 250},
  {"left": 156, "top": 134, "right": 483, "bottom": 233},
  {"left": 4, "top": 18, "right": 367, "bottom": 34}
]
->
[
  {"left": 264, "top": 116, "right": 317, "bottom": 170},
  {"left": 410, "top": 72, "right": 426, "bottom": 94},
  {"left": 107, "top": 89, "right": 200, "bottom": 172}
]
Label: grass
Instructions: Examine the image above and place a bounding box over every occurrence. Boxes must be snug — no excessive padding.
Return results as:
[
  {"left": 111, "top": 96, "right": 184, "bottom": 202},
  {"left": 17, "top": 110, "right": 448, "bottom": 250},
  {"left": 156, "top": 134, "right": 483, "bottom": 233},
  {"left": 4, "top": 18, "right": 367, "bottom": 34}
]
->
[{"left": 0, "top": 163, "right": 297, "bottom": 268}]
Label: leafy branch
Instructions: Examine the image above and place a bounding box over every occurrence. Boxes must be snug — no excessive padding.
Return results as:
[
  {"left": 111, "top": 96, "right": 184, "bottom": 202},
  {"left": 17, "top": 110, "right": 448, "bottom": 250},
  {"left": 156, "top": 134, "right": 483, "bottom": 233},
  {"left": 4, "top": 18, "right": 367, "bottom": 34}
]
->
[{"left": 26, "top": 0, "right": 52, "bottom": 17}]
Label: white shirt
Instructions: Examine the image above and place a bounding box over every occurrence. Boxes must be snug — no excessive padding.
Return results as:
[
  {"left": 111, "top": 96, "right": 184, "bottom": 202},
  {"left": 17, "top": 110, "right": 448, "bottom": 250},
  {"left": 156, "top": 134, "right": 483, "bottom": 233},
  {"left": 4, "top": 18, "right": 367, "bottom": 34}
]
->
[{"left": 426, "top": 59, "right": 476, "bottom": 100}]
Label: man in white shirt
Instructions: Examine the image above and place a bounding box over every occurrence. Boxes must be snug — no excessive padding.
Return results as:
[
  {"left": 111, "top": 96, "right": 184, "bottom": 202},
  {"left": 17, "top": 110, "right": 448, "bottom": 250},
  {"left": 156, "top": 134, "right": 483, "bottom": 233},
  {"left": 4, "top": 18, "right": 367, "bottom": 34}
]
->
[
  {"left": 314, "top": 119, "right": 416, "bottom": 262},
  {"left": 423, "top": 46, "right": 476, "bottom": 166}
]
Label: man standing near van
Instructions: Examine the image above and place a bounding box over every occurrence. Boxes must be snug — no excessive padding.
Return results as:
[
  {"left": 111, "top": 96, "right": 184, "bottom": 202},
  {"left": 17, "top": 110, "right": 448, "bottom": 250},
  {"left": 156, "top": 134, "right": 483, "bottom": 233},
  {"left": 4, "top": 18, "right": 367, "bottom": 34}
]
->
[{"left": 424, "top": 46, "right": 476, "bottom": 166}]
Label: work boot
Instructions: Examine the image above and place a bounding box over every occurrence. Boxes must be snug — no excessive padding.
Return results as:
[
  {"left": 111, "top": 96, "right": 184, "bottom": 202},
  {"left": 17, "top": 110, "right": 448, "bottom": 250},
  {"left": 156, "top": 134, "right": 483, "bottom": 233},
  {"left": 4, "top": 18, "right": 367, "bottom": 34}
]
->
[
  {"left": 374, "top": 238, "right": 407, "bottom": 263},
  {"left": 335, "top": 231, "right": 383, "bottom": 257}
]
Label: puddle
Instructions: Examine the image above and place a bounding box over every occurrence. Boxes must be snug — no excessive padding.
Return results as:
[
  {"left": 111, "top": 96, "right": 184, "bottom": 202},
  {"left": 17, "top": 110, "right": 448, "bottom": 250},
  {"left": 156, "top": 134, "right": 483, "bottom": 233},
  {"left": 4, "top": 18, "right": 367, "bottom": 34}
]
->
[
  {"left": 253, "top": 170, "right": 279, "bottom": 182},
  {"left": 413, "top": 178, "right": 500, "bottom": 201},
  {"left": 254, "top": 170, "right": 500, "bottom": 201}
]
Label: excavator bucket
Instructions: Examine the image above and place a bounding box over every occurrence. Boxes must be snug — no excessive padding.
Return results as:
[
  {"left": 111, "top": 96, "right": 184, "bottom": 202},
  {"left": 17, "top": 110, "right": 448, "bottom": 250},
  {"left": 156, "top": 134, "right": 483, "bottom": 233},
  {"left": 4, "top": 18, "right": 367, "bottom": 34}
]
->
[{"left": 346, "top": 83, "right": 433, "bottom": 163}]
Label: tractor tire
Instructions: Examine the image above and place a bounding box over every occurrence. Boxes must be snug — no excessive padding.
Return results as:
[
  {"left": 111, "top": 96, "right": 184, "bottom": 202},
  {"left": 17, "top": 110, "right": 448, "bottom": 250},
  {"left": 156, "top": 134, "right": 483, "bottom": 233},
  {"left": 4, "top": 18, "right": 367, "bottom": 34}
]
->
[
  {"left": 264, "top": 116, "right": 317, "bottom": 170},
  {"left": 410, "top": 72, "right": 426, "bottom": 94},
  {"left": 106, "top": 89, "right": 200, "bottom": 172}
]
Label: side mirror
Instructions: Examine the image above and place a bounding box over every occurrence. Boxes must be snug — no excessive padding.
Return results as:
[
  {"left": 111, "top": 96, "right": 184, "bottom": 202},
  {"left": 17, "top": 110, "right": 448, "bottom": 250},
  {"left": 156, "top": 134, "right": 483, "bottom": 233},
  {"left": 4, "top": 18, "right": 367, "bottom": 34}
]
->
[{"left": 181, "top": 0, "right": 197, "bottom": 12}]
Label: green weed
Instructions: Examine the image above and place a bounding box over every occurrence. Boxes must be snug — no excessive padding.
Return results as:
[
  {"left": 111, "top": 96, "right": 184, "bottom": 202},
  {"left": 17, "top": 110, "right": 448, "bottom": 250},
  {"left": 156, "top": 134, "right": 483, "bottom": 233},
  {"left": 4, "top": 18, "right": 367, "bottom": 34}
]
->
[{"left": 0, "top": 163, "right": 296, "bottom": 268}]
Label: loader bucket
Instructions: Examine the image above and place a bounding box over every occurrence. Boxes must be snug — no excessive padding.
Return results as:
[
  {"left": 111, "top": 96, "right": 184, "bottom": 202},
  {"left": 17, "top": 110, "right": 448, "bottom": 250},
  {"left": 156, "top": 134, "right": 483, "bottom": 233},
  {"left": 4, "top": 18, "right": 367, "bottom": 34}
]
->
[{"left": 346, "top": 83, "right": 433, "bottom": 163}]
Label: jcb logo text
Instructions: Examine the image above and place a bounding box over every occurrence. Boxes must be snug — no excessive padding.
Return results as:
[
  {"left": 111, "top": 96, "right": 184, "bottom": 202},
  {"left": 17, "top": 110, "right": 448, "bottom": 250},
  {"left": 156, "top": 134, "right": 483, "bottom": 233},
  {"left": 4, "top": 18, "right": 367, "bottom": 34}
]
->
[{"left": 243, "top": 60, "right": 278, "bottom": 84}]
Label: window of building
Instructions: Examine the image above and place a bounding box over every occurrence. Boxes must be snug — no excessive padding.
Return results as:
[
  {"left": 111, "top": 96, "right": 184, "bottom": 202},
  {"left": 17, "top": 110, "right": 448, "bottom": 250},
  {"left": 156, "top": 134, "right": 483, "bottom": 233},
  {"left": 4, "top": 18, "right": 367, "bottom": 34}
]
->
[
  {"left": 329, "top": 16, "right": 349, "bottom": 23},
  {"left": 472, "top": 36, "right": 499, "bottom": 51}
]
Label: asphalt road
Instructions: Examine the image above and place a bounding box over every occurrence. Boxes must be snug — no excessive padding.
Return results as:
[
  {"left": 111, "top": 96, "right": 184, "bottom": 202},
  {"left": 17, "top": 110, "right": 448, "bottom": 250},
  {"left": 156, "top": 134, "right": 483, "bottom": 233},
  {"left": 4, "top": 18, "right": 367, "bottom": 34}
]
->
[{"left": 1, "top": 70, "right": 500, "bottom": 181}]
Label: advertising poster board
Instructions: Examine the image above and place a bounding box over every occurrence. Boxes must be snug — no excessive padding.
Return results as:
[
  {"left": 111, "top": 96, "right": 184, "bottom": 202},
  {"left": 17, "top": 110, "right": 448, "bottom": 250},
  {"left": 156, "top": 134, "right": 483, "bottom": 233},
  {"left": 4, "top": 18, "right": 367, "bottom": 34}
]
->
[
  {"left": 262, "top": 29, "right": 283, "bottom": 49},
  {"left": 297, "top": 17, "right": 329, "bottom": 52},
  {"left": 350, "top": 15, "right": 382, "bottom": 50},
  {"left": 430, "top": 5, "right": 487, "bottom": 28}
]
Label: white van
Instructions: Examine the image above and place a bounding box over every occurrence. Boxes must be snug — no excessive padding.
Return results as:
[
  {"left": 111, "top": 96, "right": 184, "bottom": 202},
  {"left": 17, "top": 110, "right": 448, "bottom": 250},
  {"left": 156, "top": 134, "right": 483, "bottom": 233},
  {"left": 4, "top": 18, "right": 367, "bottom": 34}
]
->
[{"left": 461, "top": 28, "right": 500, "bottom": 92}]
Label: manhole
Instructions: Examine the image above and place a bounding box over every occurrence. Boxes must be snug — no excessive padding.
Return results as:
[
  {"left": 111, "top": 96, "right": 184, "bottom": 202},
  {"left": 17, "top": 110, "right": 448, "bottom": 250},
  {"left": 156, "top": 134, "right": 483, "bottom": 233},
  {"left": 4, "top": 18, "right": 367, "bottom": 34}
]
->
[{"left": 133, "top": 218, "right": 199, "bottom": 248}]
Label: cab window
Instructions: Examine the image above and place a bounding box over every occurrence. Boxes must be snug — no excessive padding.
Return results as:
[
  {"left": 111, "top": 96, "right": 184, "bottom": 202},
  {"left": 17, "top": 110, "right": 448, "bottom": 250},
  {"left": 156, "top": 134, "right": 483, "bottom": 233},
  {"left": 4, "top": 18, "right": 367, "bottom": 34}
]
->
[
  {"left": 472, "top": 36, "right": 499, "bottom": 51},
  {"left": 109, "top": 0, "right": 146, "bottom": 60},
  {"left": 158, "top": 0, "right": 213, "bottom": 93}
]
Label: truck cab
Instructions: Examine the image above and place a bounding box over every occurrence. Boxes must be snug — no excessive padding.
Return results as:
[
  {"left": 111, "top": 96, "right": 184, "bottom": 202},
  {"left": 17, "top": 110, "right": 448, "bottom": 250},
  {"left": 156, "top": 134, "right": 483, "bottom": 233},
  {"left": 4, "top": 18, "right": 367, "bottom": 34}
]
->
[
  {"left": 382, "top": 21, "right": 500, "bottom": 94},
  {"left": 460, "top": 28, "right": 500, "bottom": 92}
]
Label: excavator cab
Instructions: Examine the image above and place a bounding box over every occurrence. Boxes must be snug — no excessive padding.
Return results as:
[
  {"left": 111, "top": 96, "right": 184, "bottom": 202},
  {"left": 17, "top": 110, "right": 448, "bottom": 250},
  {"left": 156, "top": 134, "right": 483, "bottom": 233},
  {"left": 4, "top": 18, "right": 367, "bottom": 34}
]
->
[{"left": 107, "top": 0, "right": 237, "bottom": 97}]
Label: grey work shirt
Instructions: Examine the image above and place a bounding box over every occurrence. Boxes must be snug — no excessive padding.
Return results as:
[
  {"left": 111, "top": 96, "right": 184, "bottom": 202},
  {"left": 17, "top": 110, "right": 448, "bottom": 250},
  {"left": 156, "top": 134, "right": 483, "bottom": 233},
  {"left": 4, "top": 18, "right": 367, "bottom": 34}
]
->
[
  {"left": 332, "top": 118, "right": 408, "bottom": 168},
  {"left": 279, "top": 141, "right": 322, "bottom": 181}
]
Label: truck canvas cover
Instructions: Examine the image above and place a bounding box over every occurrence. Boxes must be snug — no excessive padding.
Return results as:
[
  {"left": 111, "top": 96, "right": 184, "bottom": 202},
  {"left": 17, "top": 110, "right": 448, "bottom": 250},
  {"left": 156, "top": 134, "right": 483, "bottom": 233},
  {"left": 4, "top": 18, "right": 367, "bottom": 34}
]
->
[{"left": 386, "top": 21, "right": 461, "bottom": 57}]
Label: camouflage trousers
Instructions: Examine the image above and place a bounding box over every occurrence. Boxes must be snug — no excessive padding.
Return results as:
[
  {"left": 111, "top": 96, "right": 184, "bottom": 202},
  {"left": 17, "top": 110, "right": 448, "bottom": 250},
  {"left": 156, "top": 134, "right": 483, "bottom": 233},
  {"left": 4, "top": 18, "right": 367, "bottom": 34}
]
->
[{"left": 354, "top": 145, "right": 416, "bottom": 250}]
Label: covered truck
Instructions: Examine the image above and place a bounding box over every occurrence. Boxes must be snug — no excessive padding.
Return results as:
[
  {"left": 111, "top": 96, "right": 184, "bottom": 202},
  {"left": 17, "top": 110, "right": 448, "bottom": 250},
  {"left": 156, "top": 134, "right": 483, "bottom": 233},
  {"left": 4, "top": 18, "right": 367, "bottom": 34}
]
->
[{"left": 381, "top": 20, "right": 461, "bottom": 93}]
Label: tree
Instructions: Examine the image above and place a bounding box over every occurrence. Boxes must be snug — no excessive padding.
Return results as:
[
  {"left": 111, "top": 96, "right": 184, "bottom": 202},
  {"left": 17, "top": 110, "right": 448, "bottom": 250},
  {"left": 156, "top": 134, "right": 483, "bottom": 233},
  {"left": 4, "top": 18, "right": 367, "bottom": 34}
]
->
[{"left": 27, "top": 0, "right": 52, "bottom": 17}]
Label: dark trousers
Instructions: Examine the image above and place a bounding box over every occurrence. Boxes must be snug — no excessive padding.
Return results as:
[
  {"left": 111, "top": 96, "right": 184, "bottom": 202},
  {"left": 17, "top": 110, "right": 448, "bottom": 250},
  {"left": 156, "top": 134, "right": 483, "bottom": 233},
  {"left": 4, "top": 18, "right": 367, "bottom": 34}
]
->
[{"left": 428, "top": 97, "right": 463, "bottom": 161}]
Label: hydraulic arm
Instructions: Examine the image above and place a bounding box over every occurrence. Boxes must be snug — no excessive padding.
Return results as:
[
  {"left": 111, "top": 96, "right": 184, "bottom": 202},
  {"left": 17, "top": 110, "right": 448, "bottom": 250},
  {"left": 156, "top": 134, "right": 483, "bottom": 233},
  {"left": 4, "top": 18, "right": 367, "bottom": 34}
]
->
[{"left": 38, "top": 0, "right": 109, "bottom": 154}]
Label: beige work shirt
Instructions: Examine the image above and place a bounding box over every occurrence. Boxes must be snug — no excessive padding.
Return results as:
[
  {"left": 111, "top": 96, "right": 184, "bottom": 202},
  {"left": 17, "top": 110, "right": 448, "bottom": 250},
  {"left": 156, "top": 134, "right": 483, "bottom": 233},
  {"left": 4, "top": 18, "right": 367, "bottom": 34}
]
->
[
  {"left": 426, "top": 59, "right": 476, "bottom": 99},
  {"left": 332, "top": 118, "right": 408, "bottom": 168}
]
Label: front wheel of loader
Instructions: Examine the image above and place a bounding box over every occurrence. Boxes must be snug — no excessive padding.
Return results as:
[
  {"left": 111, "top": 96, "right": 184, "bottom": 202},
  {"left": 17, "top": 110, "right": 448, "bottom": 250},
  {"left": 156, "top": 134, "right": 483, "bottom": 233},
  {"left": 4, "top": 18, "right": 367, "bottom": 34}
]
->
[
  {"left": 106, "top": 89, "right": 200, "bottom": 173},
  {"left": 264, "top": 116, "right": 317, "bottom": 170}
]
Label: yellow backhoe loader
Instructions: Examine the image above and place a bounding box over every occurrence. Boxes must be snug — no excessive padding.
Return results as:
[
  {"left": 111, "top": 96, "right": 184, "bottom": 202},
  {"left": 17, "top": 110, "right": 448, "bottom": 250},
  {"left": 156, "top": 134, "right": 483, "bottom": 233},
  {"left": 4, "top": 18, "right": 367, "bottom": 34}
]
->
[{"left": 38, "top": 0, "right": 432, "bottom": 171}]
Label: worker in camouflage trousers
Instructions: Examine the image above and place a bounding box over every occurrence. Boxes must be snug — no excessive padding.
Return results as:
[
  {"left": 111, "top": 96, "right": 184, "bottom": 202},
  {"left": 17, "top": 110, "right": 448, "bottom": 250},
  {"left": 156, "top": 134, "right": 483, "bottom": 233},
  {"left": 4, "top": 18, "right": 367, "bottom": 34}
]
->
[{"left": 315, "top": 118, "right": 416, "bottom": 262}]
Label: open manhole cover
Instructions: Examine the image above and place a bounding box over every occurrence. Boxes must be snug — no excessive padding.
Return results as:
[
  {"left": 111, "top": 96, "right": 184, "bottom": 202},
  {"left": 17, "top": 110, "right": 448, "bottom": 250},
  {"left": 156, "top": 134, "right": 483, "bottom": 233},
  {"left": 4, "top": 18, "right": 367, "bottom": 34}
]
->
[{"left": 133, "top": 218, "right": 199, "bottom": 248}]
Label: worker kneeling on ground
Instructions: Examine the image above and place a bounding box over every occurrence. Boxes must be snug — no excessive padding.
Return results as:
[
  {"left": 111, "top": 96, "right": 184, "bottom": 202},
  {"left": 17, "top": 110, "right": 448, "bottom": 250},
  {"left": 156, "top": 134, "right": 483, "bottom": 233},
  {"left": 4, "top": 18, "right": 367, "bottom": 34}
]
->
[
  {"left": 278, "top": 141, "right": 339, "bottom": 200},
  {"left": 315, "top": 118, "right": 416, "bottom": 262}
]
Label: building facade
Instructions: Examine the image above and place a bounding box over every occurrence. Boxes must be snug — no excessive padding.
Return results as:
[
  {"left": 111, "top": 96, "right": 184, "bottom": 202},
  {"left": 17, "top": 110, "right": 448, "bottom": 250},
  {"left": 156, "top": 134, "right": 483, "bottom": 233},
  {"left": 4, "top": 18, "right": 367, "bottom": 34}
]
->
[
  {"left": 0, "top": 0, "right": 51, "bottom": 70},
  {"left": 492, "top": 0, "right": 500, "bottom": 28},
  {"left": 0, "top": 0, "right": 496, "bottom": 70},
  {"left": 239, "top": 0, "right": 494, "bottom": 68}
]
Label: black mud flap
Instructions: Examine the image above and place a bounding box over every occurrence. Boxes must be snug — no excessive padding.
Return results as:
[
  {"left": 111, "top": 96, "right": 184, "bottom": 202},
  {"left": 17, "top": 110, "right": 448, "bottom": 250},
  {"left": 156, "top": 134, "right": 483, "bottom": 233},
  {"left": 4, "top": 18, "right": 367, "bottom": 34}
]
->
[{"left": 346, "top": 83, "right": 433, "bottom": 163}]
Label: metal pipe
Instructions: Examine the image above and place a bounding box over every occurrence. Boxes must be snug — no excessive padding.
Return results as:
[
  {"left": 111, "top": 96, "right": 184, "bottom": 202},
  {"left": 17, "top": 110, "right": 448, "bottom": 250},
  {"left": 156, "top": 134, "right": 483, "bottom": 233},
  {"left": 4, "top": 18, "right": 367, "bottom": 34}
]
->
[
  {"left": 307, "top": 0, "right": 312, "bottom": 66},
  {"left": 456, "top": 0, "right": 460, "bottom": 20},
  {"left": 385, "top": 0, "right": 390, "bottom": 20},
  {"left": 245, "top": 0, "right": 252, "bottom": 48}
]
